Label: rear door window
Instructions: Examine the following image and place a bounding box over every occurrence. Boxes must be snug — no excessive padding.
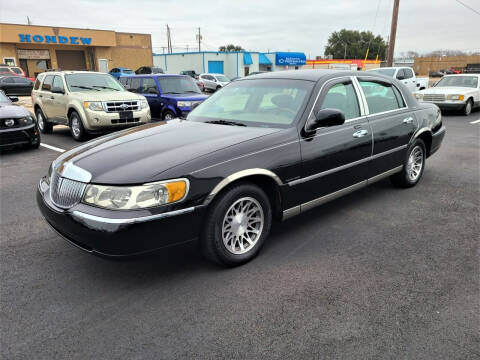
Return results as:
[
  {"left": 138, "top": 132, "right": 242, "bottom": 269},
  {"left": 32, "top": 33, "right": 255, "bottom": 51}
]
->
[
  {"left": 359, "top": 80, "right": 404, "bottom": 114},
  {"left": 42, "top": 75, "right": 54, "bottom": 91},
  {"left": 403, "top": 68, "right": 414, "bottom": 79}
]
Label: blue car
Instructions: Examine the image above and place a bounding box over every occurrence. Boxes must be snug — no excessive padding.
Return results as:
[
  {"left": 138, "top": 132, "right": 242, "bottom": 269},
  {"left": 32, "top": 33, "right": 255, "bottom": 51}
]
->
[
  {"left": 119, "top": 74, "right": 208, "bottom": 120},
  {"left": 109, "top": 67, "right": 134, "bottom": 79}
]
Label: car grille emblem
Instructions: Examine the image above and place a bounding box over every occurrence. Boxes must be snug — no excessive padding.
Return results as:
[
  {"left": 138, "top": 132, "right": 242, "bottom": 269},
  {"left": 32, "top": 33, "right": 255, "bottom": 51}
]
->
[
  {"left": 120, "top": 103, "right": 128, "bottom": 110},
  {"left": 5, "top": 119, "right": 15, "bottom": 127}
]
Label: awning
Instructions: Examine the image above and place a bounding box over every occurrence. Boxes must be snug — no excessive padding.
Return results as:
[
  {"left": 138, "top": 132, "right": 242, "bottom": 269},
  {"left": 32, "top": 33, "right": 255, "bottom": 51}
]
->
[
  {"left": 259, "top": 53, "right": 272, "bottom": 65},
  {"left": 275, "top": 52, "right": 306, "bottom": 66},
  {"left": 243, "top": 52, "right": 253, "bottom": 65}
]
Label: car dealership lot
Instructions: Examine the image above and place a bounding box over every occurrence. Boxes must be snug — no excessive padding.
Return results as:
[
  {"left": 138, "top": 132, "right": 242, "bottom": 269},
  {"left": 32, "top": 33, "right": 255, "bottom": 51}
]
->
[{"left": 1, "top": 112, "right": 479, "bottom": 358}]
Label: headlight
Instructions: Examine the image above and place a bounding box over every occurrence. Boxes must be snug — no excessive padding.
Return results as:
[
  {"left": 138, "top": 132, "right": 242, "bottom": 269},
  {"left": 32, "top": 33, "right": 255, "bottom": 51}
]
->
[
  {"left": 139, "top": 99, "right": 149, "bottom": 109},
  {"left": 83, "top": 179, "right": 189, "bottom": 210},
  {"left": 45, "top": 162, "right": 53, "bottom": 185},
  {"left": 414, "top": 93, "right": 424, "bottom": 100},
  {"left": 19, "top": 116, "right": 34, "bottom": 125},
  {"left": 84, "top": 101, "right": 103, "bottom": 111},
  {"left": 177, "top": 101, "right": 192, "bottom": 107},
  {"left": 446, "top": 94, "right": 464, "bottom": 101}
]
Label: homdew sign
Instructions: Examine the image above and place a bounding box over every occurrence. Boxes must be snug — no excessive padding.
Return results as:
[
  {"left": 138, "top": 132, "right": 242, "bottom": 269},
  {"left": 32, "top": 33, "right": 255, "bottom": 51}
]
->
[{"left": 18, "top": 34, "right": 92, "bottom": 45}]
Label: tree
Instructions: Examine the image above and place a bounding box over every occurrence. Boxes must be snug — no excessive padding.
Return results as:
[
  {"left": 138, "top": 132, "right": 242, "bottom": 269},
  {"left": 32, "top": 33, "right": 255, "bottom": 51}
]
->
[
  {"left": 324, "top": 29, "right": 387, "bottom": 60},
  {"left": 219, "top": 44, "right": 244, "bottom": 52}
]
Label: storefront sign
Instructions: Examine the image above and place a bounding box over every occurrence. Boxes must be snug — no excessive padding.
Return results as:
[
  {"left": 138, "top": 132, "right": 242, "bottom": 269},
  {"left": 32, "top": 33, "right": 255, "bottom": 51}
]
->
[
  {"left": 17, "top": 49, "right": 50, "bottom": 59},
  {"left": 275, "top": 52, "right": 306, "bottom": 66},
  {"left": 18, "top": 34, "right": 92, "bottom": 45}
]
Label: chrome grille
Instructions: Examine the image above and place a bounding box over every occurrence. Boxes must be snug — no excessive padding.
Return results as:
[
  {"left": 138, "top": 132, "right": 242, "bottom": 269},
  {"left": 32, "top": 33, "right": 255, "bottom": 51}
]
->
[
  {"left": 50, "top": 172, "right": 86, "bottom": 209},
  {"left": 423, "top": 94, "right": 445, "bottom": 102},
  {"left": 103, "top": 100, "right": 140, "bottom": 112}
]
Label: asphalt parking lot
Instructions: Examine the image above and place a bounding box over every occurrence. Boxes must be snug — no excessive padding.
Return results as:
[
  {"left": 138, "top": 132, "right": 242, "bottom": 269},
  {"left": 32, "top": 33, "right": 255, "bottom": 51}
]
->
[{"left": 1, "top": 111, "right": 479, "bottom": 359}]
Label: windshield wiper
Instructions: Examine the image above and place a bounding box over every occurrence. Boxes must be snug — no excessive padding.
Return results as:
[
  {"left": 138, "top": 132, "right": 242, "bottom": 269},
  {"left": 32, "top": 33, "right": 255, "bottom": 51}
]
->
[
  {"left": 71, "top": 85, "right": 100, "bottom": 91},
  {"left": 184, "top": 90, "right": 201, "bottom": 93},
  {"left": 163, "top": 91, "right": 182, "bottom": 94},
  {"left": 92, "top": 85, "right": 120, "bottom": 91},
  {"left": 205, "top": 120, "right": 247, "bottom": 127}
]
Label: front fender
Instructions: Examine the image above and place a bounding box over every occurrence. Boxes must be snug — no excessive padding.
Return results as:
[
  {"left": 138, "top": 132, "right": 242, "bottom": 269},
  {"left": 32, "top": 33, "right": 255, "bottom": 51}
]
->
[{"left": 67, "top": 102, "right": 88, "bottom": 127}]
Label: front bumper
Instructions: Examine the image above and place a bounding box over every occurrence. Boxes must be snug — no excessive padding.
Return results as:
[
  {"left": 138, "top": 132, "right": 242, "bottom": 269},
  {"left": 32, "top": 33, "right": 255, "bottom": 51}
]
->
[
  {"left": 83, "top": 107, "right": 151, "bottom": 131},
  {"left": 36, "top": 178, "right": 205, "bottom": 256},
  {"left": 0, "top": 124, "right": 39, "bottom": 148},
  {"left": 420, "top": 101, "right": 465, "bottom": 111}
]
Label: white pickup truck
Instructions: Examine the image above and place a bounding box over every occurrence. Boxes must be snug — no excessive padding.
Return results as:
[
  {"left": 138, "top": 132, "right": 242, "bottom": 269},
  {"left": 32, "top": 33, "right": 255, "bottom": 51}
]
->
[{"left": 367, "top": 67, "right": 428, "bottom": 92}]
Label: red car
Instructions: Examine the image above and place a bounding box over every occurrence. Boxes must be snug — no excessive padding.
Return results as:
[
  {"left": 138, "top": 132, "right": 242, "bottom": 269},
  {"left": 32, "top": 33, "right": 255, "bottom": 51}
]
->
[{"left": 0, "top": 65, "right": 34, "bottom": 81}]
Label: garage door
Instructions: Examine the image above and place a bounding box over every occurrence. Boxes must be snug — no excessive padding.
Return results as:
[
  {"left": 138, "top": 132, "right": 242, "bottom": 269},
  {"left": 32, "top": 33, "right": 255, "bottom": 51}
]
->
[
  {"left": 208, "top": 61, "right": 224, "bottom": 74},
  {"left": 56, "top": 50, "right": 87, "bottom": 71}
]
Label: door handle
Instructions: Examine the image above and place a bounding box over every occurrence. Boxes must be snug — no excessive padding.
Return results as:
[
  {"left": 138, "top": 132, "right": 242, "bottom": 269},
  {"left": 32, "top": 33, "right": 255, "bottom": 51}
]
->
[
  {"left": 353, "top": 129, "right": 368, "bottom": 138},
  {"left": 50, "top": 96, "right": 54, "bottom": 99},
  {"left": 403, "top": 116, "right": 414, "bottom": 124},
  {"left": 39, "top": 95, "right": 43, "bottom": 98}
]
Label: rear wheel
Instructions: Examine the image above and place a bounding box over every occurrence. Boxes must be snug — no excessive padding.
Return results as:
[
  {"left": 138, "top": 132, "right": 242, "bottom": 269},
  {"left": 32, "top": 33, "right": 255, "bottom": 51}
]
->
[
  {"left": 463, "top": 99, "right": 473, "bottom": 116},
  {"left": 69, "top": 111, "right": 86, "bottom": 141},
  {"left": 201, "top": 182, "right": 272, "bottom": 267},
  {"left": 390, "top": 139, "right": 426, "bottom": 188},
  {"left": 215, "top": 85, "right": 221, "bottom": 91},
  {"left": 36, "top": 108, "right": 52, "bottom": 134}
]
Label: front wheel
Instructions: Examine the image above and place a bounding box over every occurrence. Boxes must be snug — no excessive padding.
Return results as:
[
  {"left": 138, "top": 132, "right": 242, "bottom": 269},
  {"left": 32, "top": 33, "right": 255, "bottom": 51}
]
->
[
  {"left": 69, "top": 111, "right": 86, "bottom": 141},
  {"left": 201, "top": 183, "right": 272, "bottom": 267},
  {"left": 463, "top": 99, "right": 473, "bottom": 116},
  {"left": 162, "top": 110, "right": 176, "bottom": 121},
  {"left": 36, "top": 108, "right": 53, "bottom": 134},
  {"left": 390, "top": 139, "right": 426, "bottom": 188}
]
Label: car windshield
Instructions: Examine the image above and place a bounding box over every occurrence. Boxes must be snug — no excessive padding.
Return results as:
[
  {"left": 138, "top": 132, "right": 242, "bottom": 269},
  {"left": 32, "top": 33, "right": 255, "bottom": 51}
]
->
[
  {"left": 158, "top": 77, "right": 201, "bottom": 94},
  {"left": 187, "top": 78, "right": 314, "bottom": 128},
  {"left": 435, "top": 76, "right": 478, "bottom": 88},
  {"left": 215, "top": 75, "right": 230, "bottom": 82},
  {"left": 123, "top": 69, "right": 134, "bottom": 74},
  {"left": 65, "top": 73, "right": 125, "bottom": 92},
  {"left": 0, "top": 91, "right": 10, "bottom": 103},
  {"left": 10, "top": 68, "right": 23, "bottom": 74},
  {"left": 369, "top": 68, "right": 396, "bottom": 77}
]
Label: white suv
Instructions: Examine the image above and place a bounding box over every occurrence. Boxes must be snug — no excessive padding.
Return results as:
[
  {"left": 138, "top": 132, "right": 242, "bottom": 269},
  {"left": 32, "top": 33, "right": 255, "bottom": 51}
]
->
[
  {"left": 32, "top": 71, "right": 151, "bottom": 141},
  {"left": 198, "top": 73, "right": 230, "bottom": 92}
]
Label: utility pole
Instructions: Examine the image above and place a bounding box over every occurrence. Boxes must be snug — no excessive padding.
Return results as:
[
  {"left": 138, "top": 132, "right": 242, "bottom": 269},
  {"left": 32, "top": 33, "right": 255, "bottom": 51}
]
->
[
  {"left": 386, "top": 0, "right": 400, "bottom": 67},
  {"left": 197, "top": 27, "right": 201, "bottom": 52},
  {"left": 166, "top": 25, "right": 173, "bottom": 54}
]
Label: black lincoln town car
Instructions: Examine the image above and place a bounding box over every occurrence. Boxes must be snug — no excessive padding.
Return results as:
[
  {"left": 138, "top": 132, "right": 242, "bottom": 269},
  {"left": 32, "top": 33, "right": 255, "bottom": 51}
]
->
[{"left": 37, "top": 70, "right": 446, "bottom": 266}]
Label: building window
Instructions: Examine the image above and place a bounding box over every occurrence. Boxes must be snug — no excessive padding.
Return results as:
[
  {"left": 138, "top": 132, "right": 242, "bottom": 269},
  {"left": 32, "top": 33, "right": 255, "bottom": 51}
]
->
[
  {"left": 3, "top": 57, "right": 16, "bottom": 66},
  {"left": 36, "top": 60, "right": 49, "bottom": 71}
]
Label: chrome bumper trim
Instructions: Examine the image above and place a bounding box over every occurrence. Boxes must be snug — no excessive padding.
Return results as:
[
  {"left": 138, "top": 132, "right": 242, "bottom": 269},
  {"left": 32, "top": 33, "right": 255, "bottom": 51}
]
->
[{"left": 71, "top": 207, "right": 196, "bottom": 225}]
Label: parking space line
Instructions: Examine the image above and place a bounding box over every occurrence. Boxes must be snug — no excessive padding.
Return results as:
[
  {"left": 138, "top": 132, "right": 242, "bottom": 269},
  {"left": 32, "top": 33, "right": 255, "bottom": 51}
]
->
[
  {"left": 470, "top": 119, "right": 480, "bottom": 124},
  {"left": 40, "top": 143, "right": 65, "bottom": 153}
]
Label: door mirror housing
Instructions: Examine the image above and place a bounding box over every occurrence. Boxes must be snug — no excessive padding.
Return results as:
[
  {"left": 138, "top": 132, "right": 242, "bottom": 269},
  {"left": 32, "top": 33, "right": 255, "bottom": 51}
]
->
[
  {"left": 51, "top": 86, "right": 64, "bottom": 94},
  {"left": 396, "top": 74, "right": 405, "bottom": 80},
  {"left": 148, "top": 88, "right": 159, "bottom": 94},
  {"left": 305, "top": 108, "right": 345, "bottom": 132},
  {"left": 8, "top": 96, "right": 19, "bottom": 103}
]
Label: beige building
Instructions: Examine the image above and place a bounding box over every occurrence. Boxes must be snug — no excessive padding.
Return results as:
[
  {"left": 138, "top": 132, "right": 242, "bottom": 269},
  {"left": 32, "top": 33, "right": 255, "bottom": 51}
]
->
[
  {"left": 0, "top": 23, "right": 152, "bottom": 78},
  {"left": 413, "top": 55, "right": 480, "bottom": 75}
]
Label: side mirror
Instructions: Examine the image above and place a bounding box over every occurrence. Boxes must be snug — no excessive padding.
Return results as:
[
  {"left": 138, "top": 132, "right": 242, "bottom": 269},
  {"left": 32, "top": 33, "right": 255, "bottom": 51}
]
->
[
  {"left": 51, "top": 87, "right": 64, "bottom": 94},
  {"left": 305, "top": 108, "right": 345, "bottom": 132},
  {"left": 8, "top": 96, "right": 19, "bottom": 102},
  {"left": 191, "top": 102, "right": 201, "bottom": 111},
  {"left": 148, "top": 88, "right": 159, "bottom": 94},
  {"left": 396, "top": 75, "right": 405, "bottom": 80}
]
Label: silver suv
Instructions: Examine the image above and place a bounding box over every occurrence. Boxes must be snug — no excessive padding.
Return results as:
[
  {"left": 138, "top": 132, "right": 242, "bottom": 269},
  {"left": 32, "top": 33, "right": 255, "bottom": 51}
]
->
[{"left": 32, "top": 71, "right": 151, "bottom": 141}]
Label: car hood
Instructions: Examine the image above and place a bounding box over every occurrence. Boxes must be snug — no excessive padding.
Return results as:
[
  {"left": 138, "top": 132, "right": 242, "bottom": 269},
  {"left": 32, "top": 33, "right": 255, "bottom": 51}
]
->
[
  {"left": 161, "top": 93, "right": 208, "bottom": 101},
  {"left": 56, "top": 119, "right": 280, "bottom": 184},
  {"left": 0, "top": 103, "right": 30, "bottom": 118},
  {"left": 419, "top": 86, "right": 477, "bottom": 95},
  {"left": 70, "top": 90, "right": 145, "bottom": 101}
]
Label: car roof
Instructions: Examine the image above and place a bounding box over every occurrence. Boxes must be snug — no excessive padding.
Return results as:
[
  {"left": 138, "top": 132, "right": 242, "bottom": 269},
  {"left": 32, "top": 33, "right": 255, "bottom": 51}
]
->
[
  {"left": 201, "top": 73, "right": 226, "bottom": 76},
  {"left": 120, "top": 74, "right": 187, "bottom": 78},
  {"left": 239, "top": 69, "right": 361, "bottom": 82},
  {"left": 442, "top": 73, "right": 479, "bottom": 77}
]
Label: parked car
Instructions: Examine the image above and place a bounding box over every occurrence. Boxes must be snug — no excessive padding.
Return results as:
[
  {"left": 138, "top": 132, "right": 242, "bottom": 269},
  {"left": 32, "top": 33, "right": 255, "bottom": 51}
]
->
[
  {"left": 429, "top": 71, "right": 444, "bottom": 78},
  {"left": 0, "top": 75, "right": 34, "bottom": 96},
  {"left": 32, "top": 71, "right": 151, "bottom": 141},
  {"left": 198, "top": 73, "right": 230, "bottom": 92},
  {"left": 415, "top": 74, "right": 480, "bottom": 115},
  {"left": 37, "top": 69, "right": 445, "bottom": 266},
  {"left": 367, "top": 67, "right": 420, "bottom": 92},
  {"left": 464, "top": 63, "right": 480, "bottom": 74},
  {"left": 0, "top": 90, "right": 40, "bottom": 150},
  {"left": 195, "top": 78, "right": 205, "bottom": 92},
  {"left": 120, "top": 74, "right": 208, "bottom": 120},
  {"left": 180, "top": 70, "right": 198, "bottom": 79},
  {"left": 0, "top": 65, "right": 25, "bottom": 77},
  {"left": 109, "top": 67, "right": 134, "bottom": 80},
  {"left": 135, "top": 66, "right": 164, "bottom": 75},
  {"left": 247, "top": 71, "right": 267, "bottom": 76}
]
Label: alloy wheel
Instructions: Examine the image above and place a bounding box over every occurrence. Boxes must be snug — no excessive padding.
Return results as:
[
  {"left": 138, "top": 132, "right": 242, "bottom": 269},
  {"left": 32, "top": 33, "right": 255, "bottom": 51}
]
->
[
  {"left": 407, "top": 145, "right": 423, "bottom": 182},
  {"left": 222, "top": 197, "right": 264, "bottom": 255},
  {"left": 71, "top": 116, "right": 81, "bottom": 138},
  {"left": 37, "top": 112, "right": 44, "bottom": 131}
]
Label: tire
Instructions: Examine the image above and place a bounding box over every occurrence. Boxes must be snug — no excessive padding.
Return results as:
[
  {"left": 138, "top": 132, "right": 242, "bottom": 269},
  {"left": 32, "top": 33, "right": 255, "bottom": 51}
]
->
[
  {"left": 36, "top": 108, "right": 53, "bottom": 134},
  {"left": 201, "top": 182, "right": 272, "bottom": 267},
  {"left": 390, "top": 139, "right": 426, "bottom": 188},
  {"left": 162, "top": 110, "right": 176, "bottom": 121},
  {"left": 29, "top": 134, "right": 41, "bottom": 149},
  {"left": 215, "top": 86, "right": 221, "bottom": 91},
  {"left": 463, "top": 99, "right": 473, "bottom": 116},
  {"left": 69, "top": 111, "right": 86, "bottom": 141}
]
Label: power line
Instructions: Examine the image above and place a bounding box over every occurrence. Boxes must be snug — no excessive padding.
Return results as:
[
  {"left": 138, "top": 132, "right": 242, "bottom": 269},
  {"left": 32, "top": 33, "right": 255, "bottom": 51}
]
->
[{"left": 455, "top": 0, "right": 480, "bottom": 15}]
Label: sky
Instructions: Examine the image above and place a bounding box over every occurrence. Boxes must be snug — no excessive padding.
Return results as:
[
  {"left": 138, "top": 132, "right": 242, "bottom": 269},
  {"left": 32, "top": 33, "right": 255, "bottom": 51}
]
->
[{"left": 1, "top": 0, "right": 479, "bottom": 58}]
